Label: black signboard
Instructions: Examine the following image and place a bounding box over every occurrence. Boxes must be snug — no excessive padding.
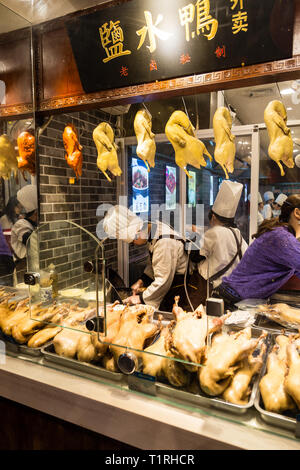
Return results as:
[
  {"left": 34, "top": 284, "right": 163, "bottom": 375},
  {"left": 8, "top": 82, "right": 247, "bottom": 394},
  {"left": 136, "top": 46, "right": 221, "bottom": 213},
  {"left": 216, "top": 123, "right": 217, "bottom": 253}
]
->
[{"left": 66, "top": 0, "right": 294, "bottom": 94}]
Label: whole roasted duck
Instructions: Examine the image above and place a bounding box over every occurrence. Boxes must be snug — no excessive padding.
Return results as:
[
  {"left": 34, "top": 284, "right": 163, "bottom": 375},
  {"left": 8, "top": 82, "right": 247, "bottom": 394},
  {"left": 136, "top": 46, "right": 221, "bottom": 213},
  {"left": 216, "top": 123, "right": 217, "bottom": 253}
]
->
[
  {"left": 63, "top": 123, "right": 83, "bottom": 179},
  {"left": 284, "top": 335, "right": 300, "bottom": 409},
  {"left": 167, "top": 296, "right": 230, "bottom": 372},
  {"left": 213, "top": 107, "right": 236, "bottom": 179},
  {"left": 257, "top": 303, "right": 300, "bottom": 328},
  {"left": 93, "top": 122, "right": 122, "bottom": 182},
  {"left": 199, "top": 327, "right": 267, "bottom": 396},
  {"left": 165, "top": 110, "right": 212, "bottom": 178},
  {"left": 142, "top": 327, "right": 189, "bottom": 388},
  {"left": 264, "top": 100, "right": 294, "bottom": 176},
  {"left": 259, "top": 334, "right": 295, "bottom": 413},
  {"left": 17, "top": 130, "right": 36, "bottom": 176},
  {"left": 223, "top": 343, "right": 266, "bottom": 405},
  {"left": 134, "top": 109, "right": 156, "bottom": 171},
  {"left": 0, "top": 134, "right": 18, "bottom": 180}
]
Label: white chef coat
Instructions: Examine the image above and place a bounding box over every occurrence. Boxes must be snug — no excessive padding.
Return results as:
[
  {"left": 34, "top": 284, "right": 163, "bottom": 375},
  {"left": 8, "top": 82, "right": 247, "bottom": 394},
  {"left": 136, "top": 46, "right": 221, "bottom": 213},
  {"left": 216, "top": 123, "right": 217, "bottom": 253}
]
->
[
  {"left": 141, "top": 222, "right": 188, "bottom": 309},
  {"left": 11, "top": 218, "right": 35, "bottom": 259},
  {"left": 0, "top": 214, "right": 12, "bottom": 231},
  {"left": 198, "top": 225, "right": 248, "bottom": 287},
  {"left": 258, "top": 211, "right": 264, "bottom": 225},
  {"left": 262, "top": 204, "right": 273, "bottom": 220}
]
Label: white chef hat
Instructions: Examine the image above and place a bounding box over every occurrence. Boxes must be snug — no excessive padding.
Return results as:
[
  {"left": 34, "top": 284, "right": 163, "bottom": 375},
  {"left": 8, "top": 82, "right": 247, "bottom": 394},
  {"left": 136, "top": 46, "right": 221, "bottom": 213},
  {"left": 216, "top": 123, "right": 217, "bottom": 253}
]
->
[
  {"left": 103, "top": 205, "right": 144, "bottom": 244},
  {"left": 264, "top": 191, "right": 274, "bottom": 202},
  {"left": 212, "top": 180, "right": 243, "bottom": 219},
  {"left": 275, "top": 193, "right": 288, "bottom": 206},
  {"left": 17, "top": 184, "right": 38, "bottom": 213},
  {"left": 248, "top": 192, "right": 263, "bottom": 204}
]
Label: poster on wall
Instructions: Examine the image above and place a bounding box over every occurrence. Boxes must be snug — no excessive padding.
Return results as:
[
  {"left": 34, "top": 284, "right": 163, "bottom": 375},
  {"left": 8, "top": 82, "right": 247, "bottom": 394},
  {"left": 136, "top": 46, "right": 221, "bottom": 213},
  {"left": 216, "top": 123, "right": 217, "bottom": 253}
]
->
[
  {"left": 165, "top": 166, "right": 177, "bottom": 210},
  {"left": 66, "top": 0, "right": 294, "bottom": 94},
  {"left": 188, "top": 171, "right": 196, "bottom": 207},
  {"left": 132, "top": 157, "right": 149, "bottom": 213}
]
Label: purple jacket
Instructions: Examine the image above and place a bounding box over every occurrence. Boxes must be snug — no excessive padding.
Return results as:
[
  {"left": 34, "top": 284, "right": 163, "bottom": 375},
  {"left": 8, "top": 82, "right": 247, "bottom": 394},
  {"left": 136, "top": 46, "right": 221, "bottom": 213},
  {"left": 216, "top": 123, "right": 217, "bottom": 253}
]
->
[
  {"left": 0, "top": 226, "right": 11, "bottom": 257},
  {"left": 222, "top": 226, "right": 300, "bottom": 299}
]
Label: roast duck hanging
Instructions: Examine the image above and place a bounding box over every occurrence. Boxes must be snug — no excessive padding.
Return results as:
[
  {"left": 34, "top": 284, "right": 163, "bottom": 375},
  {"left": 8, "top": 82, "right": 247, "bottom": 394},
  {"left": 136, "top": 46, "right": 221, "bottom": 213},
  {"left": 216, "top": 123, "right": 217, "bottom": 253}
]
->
[
  {"left": 93, "top": 122, "right": 122, "bottom": 182},
  {"left": 17, "top": 130, "right": 36, "bottom": 176},
  {"left": 0, "top": 134, "right": 18, "bottom": 180},
  {"left": 264, "top": 100, "right": 294, "bottom": 176},
  {"left": 165, "top": 110, "right": 212, "bottom": 178},
  {"left": 63, "top": 123, "right": 83, "bottom": 179},
  {"left": 213, "top": 107, "right": 236, "bottom": 179},
  {"left": 134, "top": 109, "right": 156, "bottom": 171}
]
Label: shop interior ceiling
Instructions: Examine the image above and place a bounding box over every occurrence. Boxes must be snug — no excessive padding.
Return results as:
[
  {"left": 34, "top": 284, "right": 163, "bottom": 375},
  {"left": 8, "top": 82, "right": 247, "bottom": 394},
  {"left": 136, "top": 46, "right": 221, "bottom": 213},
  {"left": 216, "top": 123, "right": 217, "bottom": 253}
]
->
[
  {"left": 0, "top": 0, "right": 106, "bottom": 28},
  {"left": 0, "top": 1, "right": 299, "bottom": 169}
]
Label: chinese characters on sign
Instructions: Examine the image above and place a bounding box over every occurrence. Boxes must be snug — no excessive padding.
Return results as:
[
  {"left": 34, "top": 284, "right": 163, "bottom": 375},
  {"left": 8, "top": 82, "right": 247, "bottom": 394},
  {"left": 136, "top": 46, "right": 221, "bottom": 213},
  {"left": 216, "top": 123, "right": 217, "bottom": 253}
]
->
[
  {"left": 67, "top": 0, "right": 294, "bottom": 94},
  {"left": 230, "top": 0, "right": 248, "bottom": 34},
  {"left": 137, "top": 11, "right": 173, "bottom": 53},
  {"left": 99, "top": 20, "right": 131, "bottom": 63},
  {"left": 215, "top": 45, "right": 226, "bottom": 58},
  {"left": 179, "top": 0, "right": 218, "bottom": 42}
]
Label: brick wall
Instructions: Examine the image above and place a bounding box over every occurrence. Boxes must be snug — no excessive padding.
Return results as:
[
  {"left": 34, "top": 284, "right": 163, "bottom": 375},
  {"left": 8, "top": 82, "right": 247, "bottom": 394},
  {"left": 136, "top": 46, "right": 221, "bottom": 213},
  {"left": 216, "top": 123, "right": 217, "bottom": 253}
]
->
[{"left": 37, "top": 110, "right": 119, "bottom": 290}]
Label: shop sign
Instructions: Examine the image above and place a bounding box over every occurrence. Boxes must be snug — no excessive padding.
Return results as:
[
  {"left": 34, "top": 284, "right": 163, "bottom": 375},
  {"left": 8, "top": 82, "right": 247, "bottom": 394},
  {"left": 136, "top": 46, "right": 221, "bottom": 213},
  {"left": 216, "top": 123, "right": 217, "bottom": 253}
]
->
[{"left": 66, "top": 0, "right": 294, "bottom": 94}]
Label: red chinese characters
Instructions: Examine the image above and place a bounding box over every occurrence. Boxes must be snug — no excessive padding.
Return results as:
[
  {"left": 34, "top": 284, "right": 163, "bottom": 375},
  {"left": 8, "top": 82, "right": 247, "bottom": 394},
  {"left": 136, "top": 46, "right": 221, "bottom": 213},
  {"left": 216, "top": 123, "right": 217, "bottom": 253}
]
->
[
  {"left": 120, "top": 66, "right": 129, "bottom": 77},
  {"left": 215, "top": 45, "right": 226, "bottom": 58},
  {"left": 180, "top": 53, "right": 191, "bottom": 64}
]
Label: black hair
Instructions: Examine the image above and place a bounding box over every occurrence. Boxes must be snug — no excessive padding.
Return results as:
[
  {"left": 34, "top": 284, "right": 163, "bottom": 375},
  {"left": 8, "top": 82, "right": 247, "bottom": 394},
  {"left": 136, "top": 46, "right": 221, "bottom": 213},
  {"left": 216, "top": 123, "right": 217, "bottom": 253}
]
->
[
  {"left": 1, "top": 196, "right": 20, "bottom": 224},
  {"left": 208, "top": 209, "right": 236, "bottom": 228},
  {"left": 253, "top": 194, "right": 300, "bottom": 239}
]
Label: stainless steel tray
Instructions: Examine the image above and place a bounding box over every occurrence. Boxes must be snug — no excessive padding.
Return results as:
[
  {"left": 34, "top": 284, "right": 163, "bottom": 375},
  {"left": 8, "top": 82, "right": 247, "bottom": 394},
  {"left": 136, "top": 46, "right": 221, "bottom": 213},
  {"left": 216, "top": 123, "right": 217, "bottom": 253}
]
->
[
  {"left": 41, "top": 343, "right": 124, "bottom": 382},
  {"left": 254, "top": 331, "right": 298, "bottom": 432},
  {"left": 156, "top": 369, "right": 260, "bottom": 416},
  {"left": 0, "top": 329, "right": 52, "bottom": 357},
  {"left": 156, "top": 326, "right": 269, "bottom": 415}
]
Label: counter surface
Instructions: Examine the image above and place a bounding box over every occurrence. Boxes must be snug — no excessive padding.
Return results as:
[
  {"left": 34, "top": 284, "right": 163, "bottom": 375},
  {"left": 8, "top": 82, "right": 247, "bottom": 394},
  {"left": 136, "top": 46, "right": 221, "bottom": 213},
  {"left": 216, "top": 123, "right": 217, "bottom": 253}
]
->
[{"left": 0, "top": 355, "right": 300, "bottom": 450}]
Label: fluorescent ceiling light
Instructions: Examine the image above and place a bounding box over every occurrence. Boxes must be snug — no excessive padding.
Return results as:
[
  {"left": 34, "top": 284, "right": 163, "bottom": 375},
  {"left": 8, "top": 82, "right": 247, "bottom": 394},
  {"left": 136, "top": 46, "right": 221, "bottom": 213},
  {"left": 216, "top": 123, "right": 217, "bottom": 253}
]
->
[
  {"left": 280, "top": 88, "right": 294, "bottom": 95},
  {"left": 287, "top": 107, "right": 293, "bottom": 110}
]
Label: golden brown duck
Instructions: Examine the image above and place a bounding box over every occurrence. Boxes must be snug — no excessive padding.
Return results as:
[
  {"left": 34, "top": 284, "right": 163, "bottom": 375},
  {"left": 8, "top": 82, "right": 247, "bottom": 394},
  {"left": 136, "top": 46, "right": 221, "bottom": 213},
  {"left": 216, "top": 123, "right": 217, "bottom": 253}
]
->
[
  {"left": 223, "top": 343, "right": 266, "bottom": 405},
  {"left": 0, "top": 134, "right": 18, "bottom": 180},
  {"left": 165, "top": 110, "right": 212, "bottom": 178},
  {"left": 109, "top": 306, "right": 160, "bottom": 368},
  {"left": 17, "top": 130, "right": 36, "bottom": 176},
  {"left": 93, "top": 122, "right": 122, "bottom": 182},
  {"left": 63, "top": 123, "right": 83, "bottom": 180},
  {"left": 142, "top": 327, "right": 189, "bottom": 388},
  {"left": 213, "top": 107, "right": 236, "bottom": 179},
  {"left": 259, "top": 334, "right": 295, "bottom": 413},
  {"left": 284, "top": 336, "right": 300, "bottom": 409},
  {"left": 264, "top": 100, "right": 294, "bottom": 176},
  {"left": 257, "top": 303, "right": 300, "bottom": 327},
  {"left": 134, "top": 109, "right": 156, "bottom": 171},
  {"left": 167, "top": 296, "right": 230, "bottom": 372},
  {"left": 199, "top": 327, "right": 267, "bottom": 396}
]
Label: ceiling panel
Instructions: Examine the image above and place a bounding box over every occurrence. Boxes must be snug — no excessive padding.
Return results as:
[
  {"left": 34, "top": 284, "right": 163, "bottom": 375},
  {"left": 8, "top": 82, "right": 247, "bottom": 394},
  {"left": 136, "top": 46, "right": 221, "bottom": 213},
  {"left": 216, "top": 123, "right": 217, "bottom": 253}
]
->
[{"left": 0, "top": 0, "right": 108, "bottom": 26}]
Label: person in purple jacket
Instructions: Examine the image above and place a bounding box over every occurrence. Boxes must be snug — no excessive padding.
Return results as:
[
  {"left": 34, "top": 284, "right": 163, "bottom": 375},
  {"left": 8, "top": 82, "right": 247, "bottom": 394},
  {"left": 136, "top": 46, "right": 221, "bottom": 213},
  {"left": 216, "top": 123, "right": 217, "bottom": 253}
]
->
[
  {"left": 0, "top": 225, "right": 15, "bottom": 286},
  {"left": 213, "top": 194, "right": 300, "bottom": 309}
]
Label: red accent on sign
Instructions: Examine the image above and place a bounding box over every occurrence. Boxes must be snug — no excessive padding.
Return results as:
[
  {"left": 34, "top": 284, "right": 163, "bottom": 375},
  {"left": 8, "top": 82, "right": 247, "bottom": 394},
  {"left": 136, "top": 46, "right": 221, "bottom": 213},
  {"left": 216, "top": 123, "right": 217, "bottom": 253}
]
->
[
  {"left": 180, "top": 53, "right": 191, "bottom": 64},
  {"left": 215, "top": 45, "right": 226, "bottom": 58},
  {"left": 120, "top": 66, "right": 129, "bottom": 76}
]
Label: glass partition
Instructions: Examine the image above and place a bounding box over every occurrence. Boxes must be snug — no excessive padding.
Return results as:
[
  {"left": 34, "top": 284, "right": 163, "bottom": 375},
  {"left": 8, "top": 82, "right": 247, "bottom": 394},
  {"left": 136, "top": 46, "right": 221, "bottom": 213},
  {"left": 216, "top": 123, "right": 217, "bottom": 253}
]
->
[{"left": 0, "top": 5, "right": 34, "bottom": 288}]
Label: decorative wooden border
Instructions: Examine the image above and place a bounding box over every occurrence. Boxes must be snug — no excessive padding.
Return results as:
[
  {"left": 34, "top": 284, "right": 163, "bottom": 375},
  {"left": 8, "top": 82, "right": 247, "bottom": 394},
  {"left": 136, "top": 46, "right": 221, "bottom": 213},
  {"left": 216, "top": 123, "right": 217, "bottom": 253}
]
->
[
  {"left": 38, "top": 55, "right": 300, "bottom": 114},
  {"left": 0, "top": 103, "right": 33, "bottom": 119}
]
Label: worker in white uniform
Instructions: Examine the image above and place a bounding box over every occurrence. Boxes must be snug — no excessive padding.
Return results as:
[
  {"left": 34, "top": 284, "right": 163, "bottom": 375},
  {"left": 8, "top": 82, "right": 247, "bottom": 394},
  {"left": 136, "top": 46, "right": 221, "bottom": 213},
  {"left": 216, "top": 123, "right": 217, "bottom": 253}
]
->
[
  {"left": 11, "top": 185, "right": 38, "bottom": 260},
  {"left": 272, "top": 193, "right": 288, "bottom": 217},
  {"left": 262, "top": 191, "right": 274, "bottom": 220},
  {"left": 102, "top": 206, "right": 188, "bottom": 311},
  {"left": 193, "top": 181, "right": 248, "bottom": 297},
  {"left": 248, "top": 192, "right": 264, "bottom": 225}
]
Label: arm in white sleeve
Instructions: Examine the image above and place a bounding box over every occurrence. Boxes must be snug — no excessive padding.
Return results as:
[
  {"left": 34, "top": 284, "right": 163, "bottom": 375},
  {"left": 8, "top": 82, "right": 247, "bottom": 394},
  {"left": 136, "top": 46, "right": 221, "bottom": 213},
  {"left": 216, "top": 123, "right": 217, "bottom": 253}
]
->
[{"left": 141, "top": 239, "right": 178, "bottom": 309}]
